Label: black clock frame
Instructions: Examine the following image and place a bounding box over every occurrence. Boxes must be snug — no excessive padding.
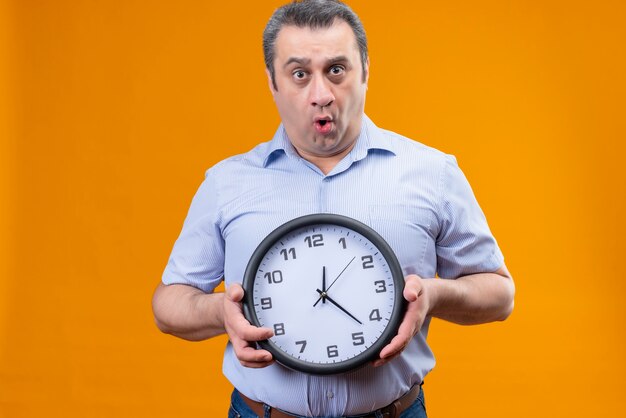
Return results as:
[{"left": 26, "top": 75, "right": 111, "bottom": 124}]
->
[{"left": 242, "top": 213, "right": 406, "bottom": 375}]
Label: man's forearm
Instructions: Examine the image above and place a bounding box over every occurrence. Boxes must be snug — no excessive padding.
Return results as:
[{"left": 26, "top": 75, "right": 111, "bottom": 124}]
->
[
  {"left": 152, "top": 283, "right": 226, "bottom": 341},
  {"left": 426, "top": 267, "right": 515, "bottom": 325}
]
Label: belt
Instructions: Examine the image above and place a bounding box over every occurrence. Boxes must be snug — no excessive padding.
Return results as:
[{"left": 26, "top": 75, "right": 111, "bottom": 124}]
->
[{"left": 239, "top": 384, "right": 421, "bottom": 418}]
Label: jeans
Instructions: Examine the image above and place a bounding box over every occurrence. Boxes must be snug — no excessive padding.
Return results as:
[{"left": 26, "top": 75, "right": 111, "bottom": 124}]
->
[{"left": 228, "top": 386, "right": 427, "bottom": 418}]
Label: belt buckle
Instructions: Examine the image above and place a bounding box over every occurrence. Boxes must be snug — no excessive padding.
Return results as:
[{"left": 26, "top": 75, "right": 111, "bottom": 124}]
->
[{"left": 374, "top": 402, "right": 398, "bottom": 418}]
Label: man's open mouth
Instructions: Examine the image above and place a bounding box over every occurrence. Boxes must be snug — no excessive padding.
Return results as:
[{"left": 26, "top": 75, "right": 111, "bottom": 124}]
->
[{"left": 314, "top": 118, "right": 333, "bottom": 134}]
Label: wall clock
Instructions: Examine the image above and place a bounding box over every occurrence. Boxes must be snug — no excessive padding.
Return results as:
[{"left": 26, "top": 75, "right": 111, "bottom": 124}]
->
[{"left": 242, "top": 213, "right": 406, "bottom": 375}]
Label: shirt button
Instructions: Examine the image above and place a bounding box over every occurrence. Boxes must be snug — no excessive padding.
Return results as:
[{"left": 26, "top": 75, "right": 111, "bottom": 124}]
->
[{"left": 326, "top": 391, "right": 334, "bottom": 399}]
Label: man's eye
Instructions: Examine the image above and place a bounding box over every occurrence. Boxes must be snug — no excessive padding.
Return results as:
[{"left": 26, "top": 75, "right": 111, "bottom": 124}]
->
[
  {"left": 293, "top": 71, "right": 306, "bottom": 79},
  {"left": 329, "top": 66, "right": 345, "bottom": 75}
]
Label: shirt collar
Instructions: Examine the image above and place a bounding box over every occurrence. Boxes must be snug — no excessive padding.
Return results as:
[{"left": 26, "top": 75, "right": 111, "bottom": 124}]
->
[
  {"left": 262, "top": 125, "right": 297, "bottom": 167},
  {"left": 350, "top": 114, "right": 397, "bottom": 162},
  {"left": 262, "top": 114, "right": 396, "bottom": 168}
]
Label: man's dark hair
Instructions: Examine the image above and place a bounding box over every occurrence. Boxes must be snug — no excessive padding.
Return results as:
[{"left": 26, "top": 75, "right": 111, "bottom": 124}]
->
[{"left": 263, "top": 0, "right": 368, "bottom": 90}]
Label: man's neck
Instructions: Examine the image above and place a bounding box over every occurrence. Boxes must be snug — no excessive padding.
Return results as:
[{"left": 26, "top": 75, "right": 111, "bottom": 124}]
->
[{"left": 294, "top": 140, "right": 357, "bottom": 175}]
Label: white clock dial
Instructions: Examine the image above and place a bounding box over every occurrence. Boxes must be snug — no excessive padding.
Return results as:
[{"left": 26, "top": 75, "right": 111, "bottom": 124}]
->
[{"left": 243, "top": 214, "right": 405, "bottom": 375}]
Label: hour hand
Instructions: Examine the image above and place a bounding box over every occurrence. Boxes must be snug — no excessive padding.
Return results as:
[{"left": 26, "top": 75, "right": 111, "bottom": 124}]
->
[
  {"left": 313, "top": 266, "right": 327, "bottom": 307},
  {"left": 316, "top": 289, "right": 362, "bottom": 325}
]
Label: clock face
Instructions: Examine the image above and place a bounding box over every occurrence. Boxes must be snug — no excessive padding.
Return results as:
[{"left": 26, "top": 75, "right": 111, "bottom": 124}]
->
[{"left": 242, "top": 214, "right": 405, "bottom": 375}]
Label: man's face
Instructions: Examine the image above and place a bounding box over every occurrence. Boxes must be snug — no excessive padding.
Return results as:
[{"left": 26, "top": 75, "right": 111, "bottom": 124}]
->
[{"left": 268, "top": 20, "right": 369, "bottom": 162}]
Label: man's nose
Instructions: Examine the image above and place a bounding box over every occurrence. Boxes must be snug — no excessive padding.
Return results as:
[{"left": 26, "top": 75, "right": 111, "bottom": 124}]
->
[{"left": 309, "top": 76, "right": 335, "bottom": 109}]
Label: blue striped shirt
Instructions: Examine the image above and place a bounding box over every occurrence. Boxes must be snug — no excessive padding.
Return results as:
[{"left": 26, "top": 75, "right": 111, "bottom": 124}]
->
[{"left": 162, "top": 115, "right": 503, "bottom": 416}]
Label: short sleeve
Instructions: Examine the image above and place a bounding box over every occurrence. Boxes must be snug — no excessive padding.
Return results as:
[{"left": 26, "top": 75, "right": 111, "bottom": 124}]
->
[
  {"left": 436, "top": 155, "right": 504, "bottom": 279},
  {"left": 161, "top": 169, "right": 225, "bottom": 293}
]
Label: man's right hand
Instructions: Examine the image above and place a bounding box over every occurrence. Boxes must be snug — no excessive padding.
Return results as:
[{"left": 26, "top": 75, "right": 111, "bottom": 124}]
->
[{"left": 223, "top": 283, "right": 275, "bottom": 368}]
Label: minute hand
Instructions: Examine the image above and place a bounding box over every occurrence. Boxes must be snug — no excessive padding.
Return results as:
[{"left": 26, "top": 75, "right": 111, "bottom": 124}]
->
[{"left": 316, "top": 289, "right": 362, "bottom": 324}]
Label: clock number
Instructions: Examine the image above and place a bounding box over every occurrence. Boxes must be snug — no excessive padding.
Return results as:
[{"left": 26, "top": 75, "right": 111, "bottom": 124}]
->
[
  {"left": 374, "top": 280, "right": 387, "bottom": 293},
  {"left": 264, "top": 270, "right": 283, "bottom": 284},
  {"left": 304, "top": 234, "right": 324, "bottom": 248},
  {"left": 280, "top": 247, "right": 296, "bottom": 260},
  {"left": 369, "top": 308, "right": 382, "bottom": 322},
  {"left": 352, "top": 332, "right": 365, "bottom": 346},
  {"left": 295, "top": 340, "right": 307, "bottom": 353},
  {"left": 260, "top": 297, "right": 272, "bottom": 310},
  {"left": 338, "top": 237, "right": 347, "bottom": 249},
  {"left": 361, "top": 255, "right": 374, "bottom": 269},
  {"left": 274, "top": 323, "right": 285, "bottom": 336},
  {"left": 327, "top": 345, "right": 339, "bottom": 358}
]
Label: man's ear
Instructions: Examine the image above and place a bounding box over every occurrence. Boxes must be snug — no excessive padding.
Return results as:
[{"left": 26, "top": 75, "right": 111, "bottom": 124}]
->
[
  {"left": 266, "top": 68, "right": 277, "bottom": 96},
  {"left": 363, "top": 57, "right": 370, "bottom": 85}
]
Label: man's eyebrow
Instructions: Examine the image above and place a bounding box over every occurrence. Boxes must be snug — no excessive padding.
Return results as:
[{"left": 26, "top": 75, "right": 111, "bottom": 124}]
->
[
  {"left": 282, "top": 56, "right": 351, "bottom": 68},
  {"left": 325, "top": 55, "right": 349, "bottom": 64},
  {"left": 283, "top": 57, "right": 311, "bottom": 68}
]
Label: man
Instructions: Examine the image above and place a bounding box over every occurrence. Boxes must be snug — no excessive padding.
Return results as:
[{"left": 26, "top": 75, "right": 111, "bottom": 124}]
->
[{"left": 152, "top": 1, "right": 515, "bottom": 417}]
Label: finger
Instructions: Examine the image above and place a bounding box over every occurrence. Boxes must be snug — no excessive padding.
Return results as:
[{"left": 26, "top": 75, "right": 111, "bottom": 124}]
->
[
  {"left": 372, "top": 351, "right": 401, "bottom": 368},
  {"left": 376, "top": 275, "right": 428, "bottom": 366},
  {"left": 224, "top": 310, "right": 274, "bottom": 342},
  {"left": 223, "top": 283, "right": 275, "bottom": 368},
  {"left": 239, "top": 359, "right": 275, "bottom": 368},
  {"left": 378, "top": 291, "right": 423, "bottom": 359},
  {"left": 378, "top": 329, "right": 410, "bottom": 360},
  {"left": 231, "top": 337, "right": 274, "bottom": 366},
  {"left": 224, "top": 308, "right": 273, "bottom": 341},
  {"left": 374, "top": 335, "right": 409, "bottom": 366},
  {"left": 228, "top": 322, "right": 274, "bottom": 367},
  {"left": 232, "top": 338, "right": 273, "bottom": 361},
  {"left": 224, "top": 284, "right": 274, "bottom": 341},
  {"left": 235, "top": 320, "right": 274, "bottom": 341},
  {"left": 226, "top": 282, "right": 245, "bottom": 303},
  {"left": 403, "top": 274, "right": 422, "bottom": 302}
]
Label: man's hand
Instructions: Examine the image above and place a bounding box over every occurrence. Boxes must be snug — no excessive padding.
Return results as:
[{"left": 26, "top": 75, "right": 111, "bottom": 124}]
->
[
  {"left": 374, "top": 274, "right": 430, "bottom": 367},
  {"left": 373, "top": 266, "right": 514, "bottom": 367},
  {"left": 223, "top": 283, "right": 275, "bottom": 368}
]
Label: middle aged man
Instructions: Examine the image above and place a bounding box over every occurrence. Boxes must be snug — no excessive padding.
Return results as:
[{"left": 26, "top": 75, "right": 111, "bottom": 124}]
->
[{"left": 152, "top": 1, "right": 515, "bottom": 417}]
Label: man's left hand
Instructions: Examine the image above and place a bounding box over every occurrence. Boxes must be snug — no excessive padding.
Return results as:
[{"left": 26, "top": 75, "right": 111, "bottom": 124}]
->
[{"left": 373, "top": 274, "right": 431, "bottom": 367}]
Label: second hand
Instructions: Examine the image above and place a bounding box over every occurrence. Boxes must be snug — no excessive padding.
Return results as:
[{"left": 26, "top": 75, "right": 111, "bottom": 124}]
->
[{"left": 326, "top": 256, "right": 356, "bottom": 291}]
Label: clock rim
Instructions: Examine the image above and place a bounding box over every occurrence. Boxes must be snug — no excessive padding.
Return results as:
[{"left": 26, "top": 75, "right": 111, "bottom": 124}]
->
[{"left": 242, "top": 213, "right": 406, "bottom": 375}]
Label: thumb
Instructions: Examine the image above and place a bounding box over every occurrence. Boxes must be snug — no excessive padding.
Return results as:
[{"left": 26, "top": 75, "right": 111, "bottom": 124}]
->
[
  {"left": 403, "top": 274, "right": 422, "bottom": 302},
  {"left": 226, "top": 283, "right": 245, "bottom": 303}
]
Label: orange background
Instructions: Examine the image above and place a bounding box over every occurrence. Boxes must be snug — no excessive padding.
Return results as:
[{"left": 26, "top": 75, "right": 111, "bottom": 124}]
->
[{"left": 1, "top": 0, "right": 625, "bottom": 417}]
